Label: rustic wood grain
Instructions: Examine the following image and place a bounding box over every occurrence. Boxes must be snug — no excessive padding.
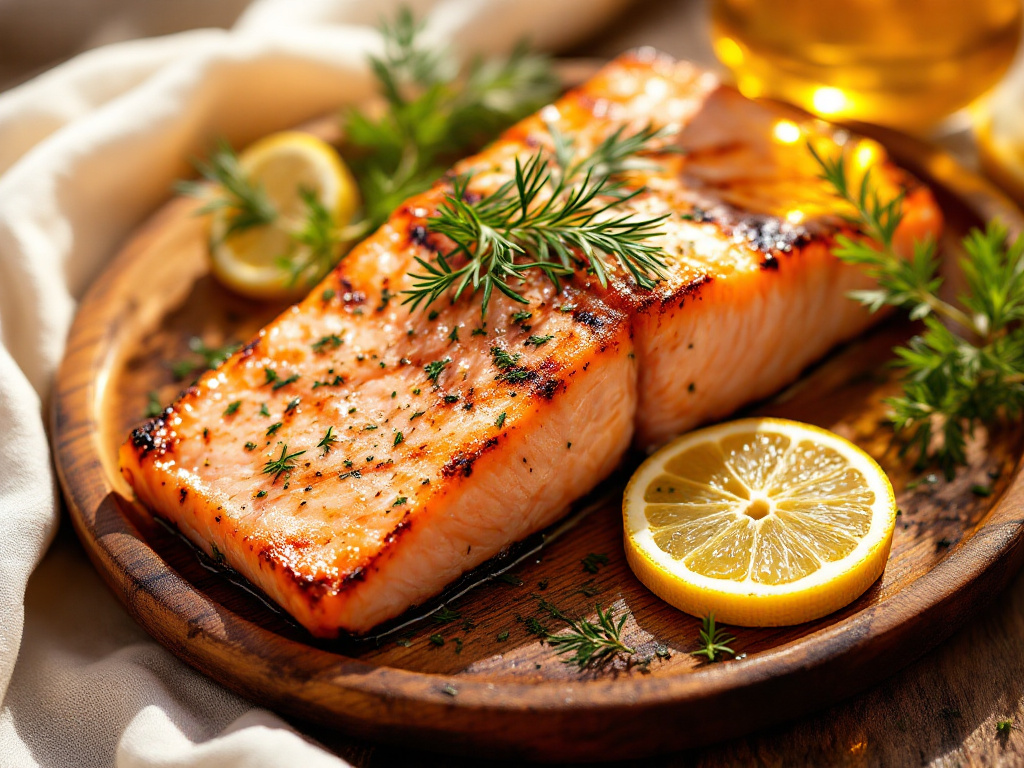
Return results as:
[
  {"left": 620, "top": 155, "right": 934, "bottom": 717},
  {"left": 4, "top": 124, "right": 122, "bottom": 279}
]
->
[{"left": 49, "top": 67, "right": 1024, "bottom": 762}]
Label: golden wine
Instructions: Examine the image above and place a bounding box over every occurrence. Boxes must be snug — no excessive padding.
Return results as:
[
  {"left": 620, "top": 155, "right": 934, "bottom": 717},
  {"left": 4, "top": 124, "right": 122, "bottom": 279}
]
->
[{"left": 711, "top": 0, "right": 1022, "bottom": 130}]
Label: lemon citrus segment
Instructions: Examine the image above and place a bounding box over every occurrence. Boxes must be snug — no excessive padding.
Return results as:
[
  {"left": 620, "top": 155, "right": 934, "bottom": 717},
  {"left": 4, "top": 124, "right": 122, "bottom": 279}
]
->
[
  {"left": 209, "top": 131, "right": 360, "bottom": 300},
  {"left": 623, "top": 418, "right": 896, "bottom": 626}
]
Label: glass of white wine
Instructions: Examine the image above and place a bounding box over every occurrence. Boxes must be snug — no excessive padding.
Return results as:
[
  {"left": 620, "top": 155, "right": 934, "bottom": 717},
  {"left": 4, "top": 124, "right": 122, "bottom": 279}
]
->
[{"left": 711, "top": 0, "right": 1023, "bottom": 131}]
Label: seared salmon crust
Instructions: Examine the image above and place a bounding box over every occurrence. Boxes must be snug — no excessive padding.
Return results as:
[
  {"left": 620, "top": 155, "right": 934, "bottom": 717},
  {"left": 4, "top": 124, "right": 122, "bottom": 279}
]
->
[{"left": 120, "top": 51, "right": 942, "bottom": 636}]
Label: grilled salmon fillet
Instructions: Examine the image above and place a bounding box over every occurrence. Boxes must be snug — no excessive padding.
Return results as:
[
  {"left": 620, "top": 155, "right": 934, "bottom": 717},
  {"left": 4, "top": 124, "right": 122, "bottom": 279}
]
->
[{"left": 120, "top": 51, "right": 942, "bottom": 636}]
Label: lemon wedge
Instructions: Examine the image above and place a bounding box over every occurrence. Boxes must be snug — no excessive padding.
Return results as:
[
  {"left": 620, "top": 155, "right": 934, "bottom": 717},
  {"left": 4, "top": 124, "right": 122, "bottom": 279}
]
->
[
  {"left": 623, "top": 418, "right": 896, "bottom": 626},
  {"left": 208, "top": 131, "right": 360, "bottom": 300}
]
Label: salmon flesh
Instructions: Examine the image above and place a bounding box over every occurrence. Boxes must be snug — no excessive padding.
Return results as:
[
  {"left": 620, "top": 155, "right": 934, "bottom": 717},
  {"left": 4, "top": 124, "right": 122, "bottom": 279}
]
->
[{"left": 120, "top": 51, "right": 942, "bottom": 636}]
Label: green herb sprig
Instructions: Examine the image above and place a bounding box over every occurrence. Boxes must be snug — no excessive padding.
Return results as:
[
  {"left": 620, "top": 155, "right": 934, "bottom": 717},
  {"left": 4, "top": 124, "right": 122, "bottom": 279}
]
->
[
  {"left": 261, "top": 444, "right": 306, "bottom": 483},
  {"left": 541, "top": 602, "right": 635, "bottom": 669},
  {"left": 691, "top": 613, "right": 735, "bottom": 663},
  {"left": 181, "top": 10, "right": 558, "bottom": 292},
  {"left": 404, "top": 123, "right": 672, "bottom": 317},
  {"left": 170, "top": 337, "right": 241, "bottom": 381},
  {"left": 343, "top": 9, "right": 559, "bottom": 233},
  {"left": 810, "top": 144, "right": 1024, "bottom": 477},
  {"left": 176, "top": 139, "right": 277, "bottom": 240}
]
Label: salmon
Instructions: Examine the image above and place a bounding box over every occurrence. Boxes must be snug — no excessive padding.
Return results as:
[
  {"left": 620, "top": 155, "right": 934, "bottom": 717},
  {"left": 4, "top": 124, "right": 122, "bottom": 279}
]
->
[{"left": 120, "top": 50, "right": 942, "bottom": 636}]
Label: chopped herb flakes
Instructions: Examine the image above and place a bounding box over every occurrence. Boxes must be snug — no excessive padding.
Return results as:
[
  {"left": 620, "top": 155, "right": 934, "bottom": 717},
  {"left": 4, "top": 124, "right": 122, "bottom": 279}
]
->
[
  {"left": 432, "top": 606, "right": 461, "bottom": 624},
  {"left": 244, "top": 441, "right": 257, "bottom": 451},
  {"left": 272, "top": 373, "right": 300, "bottom": 390},
  {"left": 429, "top": 634, "right": 445, "bottom": 646},
  {"left": 223, "top": 400, "right": 241, "bottom": 416},
  {"left": 424, "top": 357, "right": 451, "bottom": 384},
  {"left": 495, "top": 411, "right": 507, "bottom": 428},
  {"left": 313, "top": 375, "right": 344, "bottom": 389},
  {"left": 266, "top": 422, "right": 283, "bottom": 436},
  {"left": 582, "top": 552, "right": 609, "bottom": 574},
  {"left": 259, "top": 403, "right": 271, "bottom": 417},
  {"left": 311, "top": 334, "right": 343, "bottom": 353},
  {"left": 525, "top": 334, "right": 554, "bottom": 347},
  {"left": 394, "top": 431, "right": 405, "bottom": 446},
  {"left": 285, "top": 397, "right": 300, "bottom": 413},
  {"left": 491, "top": 346, "right": 521, "bottom": 370},
  {"left": 393, "top": 496, "right": 408, "bottom": 507}
]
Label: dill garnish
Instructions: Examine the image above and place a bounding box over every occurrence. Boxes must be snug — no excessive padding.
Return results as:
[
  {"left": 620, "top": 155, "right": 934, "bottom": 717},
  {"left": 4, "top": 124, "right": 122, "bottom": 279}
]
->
[
  {"left": 691, "top": 613, "right": 736, "bottom": 663},
  {"left": 170, "top": 337, "right": 241, "bottom": 381},
  {"left": 811, "top": 143, "right": 1024, "bottom": 477},
  {"left": 404, "top": 122, "right": 671, "bottom": 317},
  {"left": 525, "top": 334, "right": 554, "bottom": 347},
  {"left": 261, "top": 444, "right": 306, "bottom": 483},
  {"left": 543, "top": 603, "right": 635, "bottom": 669},
  {"left": 176, "top": 139, "right": 277, "bottom": 240},
  {"left": 317, "top": 426, "right": 337, "bottom": 455},
  {"left": 311, "top": 334, "right": 344, "bottom": 353},
  {"left": 581, "top": 552, "right": 609, "bottom": 574},
  {"left": 424, "top": 357, "right": 451, "bottom": 384},
  {"left": 342, "top": 9, "right": 558, "bottom": 234},
  {"left": 271, "top": 373, "right": 300, "bottom": 390}
]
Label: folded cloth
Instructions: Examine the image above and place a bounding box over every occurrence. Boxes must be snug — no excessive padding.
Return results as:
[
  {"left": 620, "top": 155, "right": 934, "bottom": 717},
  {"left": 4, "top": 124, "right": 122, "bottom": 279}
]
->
[{"left": 0, "top": 1, "right": 629, "bottom": 765}]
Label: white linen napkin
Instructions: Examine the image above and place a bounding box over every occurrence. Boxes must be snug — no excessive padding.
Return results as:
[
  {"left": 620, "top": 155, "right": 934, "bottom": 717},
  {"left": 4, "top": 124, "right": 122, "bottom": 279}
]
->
[{"left": 0, "top": 1, "right": 629, "bottom": 765}]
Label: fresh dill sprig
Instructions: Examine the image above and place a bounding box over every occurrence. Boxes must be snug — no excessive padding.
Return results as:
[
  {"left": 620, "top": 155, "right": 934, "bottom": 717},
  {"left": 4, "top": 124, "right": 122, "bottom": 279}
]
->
[
  {"left": 317, "top": 426, "right": 338, "bottom": 455},
  {"left": 179, "top": 145, "right": 348, "bottom": 288},
  {"left": 181, "top": 12, "right": 557, "bottom": 295},
  {"left": 261, "top": 444, "right": 306, "bottom": 483},
  {"left": 690, "top": 613, "right": 735, "bottom": 663},
  {"left": 275, "top": 188, "right": 346, "bottom": 288},
  {"left": 170, "top": 337, "right": 241, "bottom": 381},
  {"left": 404, "top": 124, "right": 672, "bottom": 317},
  {"left": 176, "top": 139, "right": 277, "bottom": 240},
  {"left": 343, "top": 10, "right": 559, "bottom": 233},
  {"left": 542, "top": 602, "right": 635, "bottom": 670},
  {"left": 810, "top": 143, "right": 1024, "bottom": 477}
]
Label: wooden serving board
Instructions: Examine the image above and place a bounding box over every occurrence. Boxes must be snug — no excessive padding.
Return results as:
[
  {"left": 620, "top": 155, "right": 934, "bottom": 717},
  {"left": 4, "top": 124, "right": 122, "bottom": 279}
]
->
[{"left": 52, "top": 111, "right": 1024, "bottom": 761}]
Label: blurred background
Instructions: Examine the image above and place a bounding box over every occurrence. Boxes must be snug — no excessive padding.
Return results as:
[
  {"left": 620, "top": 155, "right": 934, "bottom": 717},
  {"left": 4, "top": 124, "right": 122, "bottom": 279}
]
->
[{"left": 2, "top": 0, "right": 1024, "bottom": 200}]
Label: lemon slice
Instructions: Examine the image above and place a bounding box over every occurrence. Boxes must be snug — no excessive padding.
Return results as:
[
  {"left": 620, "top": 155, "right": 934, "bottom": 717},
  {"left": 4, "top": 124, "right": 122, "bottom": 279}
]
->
[
  {"left": 623, "top": 418, "right": 896, "bottom": 626},
  {"left": 209, "top": 131, "right": 360, "bottom": 300}
]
